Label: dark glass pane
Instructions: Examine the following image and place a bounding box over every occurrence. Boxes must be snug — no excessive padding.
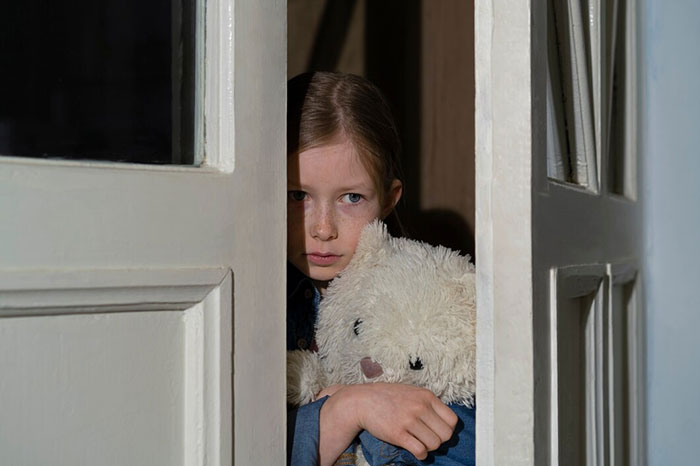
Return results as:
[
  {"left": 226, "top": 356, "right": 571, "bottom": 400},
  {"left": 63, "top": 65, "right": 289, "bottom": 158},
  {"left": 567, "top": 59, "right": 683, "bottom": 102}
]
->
[
  {"left": 546, "top": 0, "right": 575, "bottom": 183},
  {"left": 0, "top": 0, "right": 195, "bottom": 164},
  {"left": 608, "top": 0, "right": 628, "bottom": 196}
]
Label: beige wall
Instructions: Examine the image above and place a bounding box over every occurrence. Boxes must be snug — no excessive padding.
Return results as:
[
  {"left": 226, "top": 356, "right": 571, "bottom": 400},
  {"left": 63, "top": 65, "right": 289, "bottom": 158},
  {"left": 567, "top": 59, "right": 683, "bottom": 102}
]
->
[
  {"left": 288, "top": 0, "right": 365, "bottom": 78},
  {"left": 288, "top": 0, "right": 475, "bottom": 256}
]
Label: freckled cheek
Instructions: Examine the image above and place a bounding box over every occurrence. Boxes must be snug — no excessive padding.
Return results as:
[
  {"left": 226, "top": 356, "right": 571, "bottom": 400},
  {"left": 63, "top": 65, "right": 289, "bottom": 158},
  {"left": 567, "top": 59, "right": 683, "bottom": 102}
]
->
[
  {"left": 337, "top": 201, "right": 382, "bottom": 219},
  {"left": 336, "top": 209, "right": 380, "bottom": 252}
]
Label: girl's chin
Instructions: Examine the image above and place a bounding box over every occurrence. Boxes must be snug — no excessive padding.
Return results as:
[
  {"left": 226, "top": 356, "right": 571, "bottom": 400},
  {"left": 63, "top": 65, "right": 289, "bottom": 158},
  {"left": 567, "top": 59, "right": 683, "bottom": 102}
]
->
[{"left": 306, "top": 264, "right": 342, "bottom": 282}]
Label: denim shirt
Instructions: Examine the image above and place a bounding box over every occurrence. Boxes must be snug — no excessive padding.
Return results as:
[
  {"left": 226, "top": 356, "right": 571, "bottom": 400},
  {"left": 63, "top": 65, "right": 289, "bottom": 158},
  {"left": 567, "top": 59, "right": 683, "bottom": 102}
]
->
[
  {"left": 286, "top": 263, "right": 476, "bottom": 466},
  {"left": 287, "top": 263, "right": 322, "bottom": 353}
]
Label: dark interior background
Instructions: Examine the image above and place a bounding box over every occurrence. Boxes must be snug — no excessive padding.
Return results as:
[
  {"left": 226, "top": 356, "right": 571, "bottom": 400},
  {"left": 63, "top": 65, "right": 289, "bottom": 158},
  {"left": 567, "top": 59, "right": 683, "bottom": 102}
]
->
[
  {"left": 0, "top": 0, "right": 195, "bottom": 164},
  {"left": 289, "top": 0, "right": 476, "bottom": 257}
]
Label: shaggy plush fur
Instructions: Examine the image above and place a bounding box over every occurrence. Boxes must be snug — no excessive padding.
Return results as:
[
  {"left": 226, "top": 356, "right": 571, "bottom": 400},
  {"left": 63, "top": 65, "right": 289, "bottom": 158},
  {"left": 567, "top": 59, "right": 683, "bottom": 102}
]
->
[{"left": 287, "top": 220, "right": 477, "bottom": 409}]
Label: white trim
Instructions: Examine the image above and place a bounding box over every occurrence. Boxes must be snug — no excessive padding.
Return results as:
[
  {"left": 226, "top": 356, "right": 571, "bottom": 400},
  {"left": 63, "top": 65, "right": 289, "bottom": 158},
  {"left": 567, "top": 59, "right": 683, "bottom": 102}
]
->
[
  {"left": 204, "top": 271, "right": 233, "bottom": 466},
  {"left": 592, "top": 277, "right": 607, "bottom": 466},
  {"left": 549, "top": 263, "right": 644, "bottom": 466},
  {"left": 201, "top": 0, "right": 236, "bottom": 173},
  {"left": 193, "top": 0, "right": 207, "bottom": 166},
  {"left": 628, "top": 275, "right": 645, "bottom": 466},
  {"left": 0, "top": 154, "right": 219, "bottom": 173},
  {"left": 607, "top": 262, "right": 644, "bottom": 466},
  {"left": 624, "top": 0, "right": 638, "bottom": 200},
  {"left": 591, "top": 0, "right": 602, "bottom": 172},
  {"left": 549, "top": 268, "right": 560, "bottom": 465},
  {"left": 0, "top": 268, "right": 232, "bottom": 466},
  {"left": 476, "top": 1, "right": 535, "bottom": 464},
  {"left": 476, "top": 0, "right": 642, "bottom": 464},
  {"left": 0, "top": 267, "right": 228, "bottom": 315},
  {"left": 567, "top": 0, "right": 599, "bottom": 191},
  {"left": 184, "top": 300, "right": 206, "bottom": 466},
  {"left": 474, "top": 0, "right": 495, "bottom": 463},
  {"left": 556, "top": 264, "right": 607, "bottom": 298},
  {"left": 550, "top": 265, "right": 606, "bottom": 466},
  {"left": 175, "top": 272, "right": 233, "bottom": 466}
]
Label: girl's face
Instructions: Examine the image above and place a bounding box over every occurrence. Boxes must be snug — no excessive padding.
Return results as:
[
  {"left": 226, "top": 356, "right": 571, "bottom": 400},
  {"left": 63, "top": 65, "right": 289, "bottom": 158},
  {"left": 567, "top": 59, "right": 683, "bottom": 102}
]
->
[{"left": 287, "top": 138, "right": 400, "bottom": 288}]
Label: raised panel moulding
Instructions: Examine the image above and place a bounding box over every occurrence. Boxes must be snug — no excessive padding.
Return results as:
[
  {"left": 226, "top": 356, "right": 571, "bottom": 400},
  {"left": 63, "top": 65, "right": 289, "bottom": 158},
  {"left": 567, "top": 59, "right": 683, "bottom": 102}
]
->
[
  {"left": 0, "top": 267, "right": 232, "bottom": 466},
  {"left": 0, "top": 266, "right": 228, "bottom": 315}
]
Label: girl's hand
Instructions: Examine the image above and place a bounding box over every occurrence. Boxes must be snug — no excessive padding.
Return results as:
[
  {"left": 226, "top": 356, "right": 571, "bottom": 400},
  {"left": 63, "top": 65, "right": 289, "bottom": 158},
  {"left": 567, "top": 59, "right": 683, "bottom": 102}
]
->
[
  {"left": 352, "top": 383, "right": 458, "bottom": 460},
  {"left": 318, "top": 383, "right": 458, "bottom": 466}
]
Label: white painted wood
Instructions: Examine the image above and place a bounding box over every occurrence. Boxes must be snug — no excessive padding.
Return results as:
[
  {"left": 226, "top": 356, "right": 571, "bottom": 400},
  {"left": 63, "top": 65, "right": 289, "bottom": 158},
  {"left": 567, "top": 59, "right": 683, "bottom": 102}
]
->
[
  {"left": 608, "top": 262, "right": 644, "bottom": 466},
  {"left": 0, "top": 275, "right": 231, "bottom": 466},
  {"left": 0, "top": 0, "right": 286, "bottom": 464},
  {"left": 549, "top": 265, "right": 607, "bottom": 466},
  {"left": 590, "top": 0, "right": 602, "bottom": 161},
  {"left": 475, "top": 1, "right": 535, "bottom": 464},
  {"left": 474, "top": 0, "right": 496, "bottom": 463},
  {"left": 623, "top": 0, "right": 638, "bottom": 200},
  {"left": 475, "top": 1, "right": 643, "bottom": 466},
  {"left": 229, "top": 2, "right": 287, "bottom": 464},
  {"left": 565, "top": 0, "right": 599, "bottom": 190},
  {"left": 0, "top": 310, "right": 186, "bottom": 466},
  {"left": 0, "top": 267, "right": 226, "bottom": 314},
  {"left": 625, "top": 274, "right": 646, "bottom": 466},
  {"left": 202, "top": 0, "right": 235, "bottom": 172}
]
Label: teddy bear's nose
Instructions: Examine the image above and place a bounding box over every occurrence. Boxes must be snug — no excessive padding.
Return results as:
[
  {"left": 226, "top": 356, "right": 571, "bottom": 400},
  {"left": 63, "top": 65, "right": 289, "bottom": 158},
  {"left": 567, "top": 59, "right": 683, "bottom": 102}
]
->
[{"left": 360, "top": 357, "right": 383, "bottom": 378}]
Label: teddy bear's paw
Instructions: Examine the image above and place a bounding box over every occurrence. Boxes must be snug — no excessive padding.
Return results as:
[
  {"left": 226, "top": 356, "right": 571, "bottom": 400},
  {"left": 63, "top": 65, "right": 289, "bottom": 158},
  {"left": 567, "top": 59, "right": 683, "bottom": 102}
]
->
[{"left": 287, "top": 350, "right": 327, "bottom": 406}]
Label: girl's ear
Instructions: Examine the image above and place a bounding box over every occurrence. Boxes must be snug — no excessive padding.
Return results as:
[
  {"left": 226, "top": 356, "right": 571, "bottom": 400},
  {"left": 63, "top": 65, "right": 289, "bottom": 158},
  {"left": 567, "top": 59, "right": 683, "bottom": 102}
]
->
[{"left": 381, "top": 179, "right": 403, "bottom": 219}]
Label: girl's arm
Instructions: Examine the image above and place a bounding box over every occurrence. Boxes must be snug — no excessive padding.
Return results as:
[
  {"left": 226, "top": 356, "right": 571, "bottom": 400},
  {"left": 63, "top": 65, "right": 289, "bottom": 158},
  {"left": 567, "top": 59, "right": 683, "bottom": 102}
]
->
[{"left": 318, "top": 383, "right": 458, "bottom": 466}]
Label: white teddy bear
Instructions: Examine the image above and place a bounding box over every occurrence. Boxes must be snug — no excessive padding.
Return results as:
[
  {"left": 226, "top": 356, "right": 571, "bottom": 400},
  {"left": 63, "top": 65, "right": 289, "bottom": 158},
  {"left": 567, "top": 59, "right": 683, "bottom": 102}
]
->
[{"left": 287, "top": 220, "right": 476, "bottom": 465}]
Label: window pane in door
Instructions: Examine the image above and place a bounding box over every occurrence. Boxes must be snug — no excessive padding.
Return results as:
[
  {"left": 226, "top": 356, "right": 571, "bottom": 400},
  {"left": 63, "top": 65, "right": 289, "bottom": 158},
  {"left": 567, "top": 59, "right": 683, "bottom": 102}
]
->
[
  {"left": 607, "top": 0, "right": 630, "bottom": 197},
  {"left": 0, "top": 0, "right": 197, "bottom": 165},
  {"left": 546, "top": 0, "right": 599, "bottom": 191}
]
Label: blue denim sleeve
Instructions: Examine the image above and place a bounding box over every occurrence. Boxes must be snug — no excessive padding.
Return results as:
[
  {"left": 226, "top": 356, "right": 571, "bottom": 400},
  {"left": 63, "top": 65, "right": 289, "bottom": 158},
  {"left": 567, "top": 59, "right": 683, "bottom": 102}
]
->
[
  {"left": 288, "top": 396, "right": 329, "bottom": 466},
  {"left": 357, "top": 403, "right": 476, "bottom": 466}
]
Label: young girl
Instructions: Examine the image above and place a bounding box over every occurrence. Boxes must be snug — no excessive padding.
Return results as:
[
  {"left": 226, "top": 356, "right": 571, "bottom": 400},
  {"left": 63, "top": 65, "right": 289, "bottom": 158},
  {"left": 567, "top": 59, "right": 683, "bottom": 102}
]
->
[{"left": 286, "top": 71, "right": 475, "bottom": 466}]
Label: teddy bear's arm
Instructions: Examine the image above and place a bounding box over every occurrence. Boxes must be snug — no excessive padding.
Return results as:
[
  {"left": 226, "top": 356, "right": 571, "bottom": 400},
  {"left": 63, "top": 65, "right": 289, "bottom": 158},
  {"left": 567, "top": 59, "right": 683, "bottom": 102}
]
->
[{"left": 286, "top": 350, "right": 328, "bottom": 406}]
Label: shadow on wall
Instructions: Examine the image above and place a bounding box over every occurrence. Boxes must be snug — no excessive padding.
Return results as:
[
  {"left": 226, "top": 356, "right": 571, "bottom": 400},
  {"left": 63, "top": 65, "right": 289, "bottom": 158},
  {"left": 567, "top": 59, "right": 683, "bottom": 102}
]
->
[
  {"left": 402, "top": 209, "right": 475, "bottom": 261},
  {"left": 290, "top": 0, "right": 475, "bottom": 259}
]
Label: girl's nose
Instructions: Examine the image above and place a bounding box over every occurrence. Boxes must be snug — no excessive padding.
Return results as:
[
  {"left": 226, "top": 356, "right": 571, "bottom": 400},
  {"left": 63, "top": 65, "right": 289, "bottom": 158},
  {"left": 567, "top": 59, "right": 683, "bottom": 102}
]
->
[{"left": 311, "top": 206, "right": 337, "bottom": 241}]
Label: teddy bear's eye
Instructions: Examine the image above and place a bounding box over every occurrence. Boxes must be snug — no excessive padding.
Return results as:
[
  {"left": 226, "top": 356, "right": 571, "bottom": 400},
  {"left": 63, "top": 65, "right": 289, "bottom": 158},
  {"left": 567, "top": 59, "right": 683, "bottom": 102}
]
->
[
  {"left": 409, "top": 357, "right": 423, "bottom": 370},
  {"left": 353, "top": 319, "right": 363, "bottom": 336}
]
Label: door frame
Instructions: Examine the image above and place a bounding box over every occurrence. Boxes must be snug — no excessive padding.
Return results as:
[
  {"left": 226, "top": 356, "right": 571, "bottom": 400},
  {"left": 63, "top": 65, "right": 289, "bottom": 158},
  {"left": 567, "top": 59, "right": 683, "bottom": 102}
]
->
[
  {"left": 474, "top": 1, "right": 645, "bottom": 465},
  {"left": 0, "top": 0, "right": 287, "bottom": 464}
]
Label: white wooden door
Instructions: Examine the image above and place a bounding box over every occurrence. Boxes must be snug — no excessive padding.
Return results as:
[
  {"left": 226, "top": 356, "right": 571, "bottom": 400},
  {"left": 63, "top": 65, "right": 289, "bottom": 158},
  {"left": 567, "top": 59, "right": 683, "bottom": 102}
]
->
[
  {"left": 475, "top": 0, "right": 644, "bottom": 465},
  {"left": 0, "top": 1, "right": 286, "bottom": 465}
]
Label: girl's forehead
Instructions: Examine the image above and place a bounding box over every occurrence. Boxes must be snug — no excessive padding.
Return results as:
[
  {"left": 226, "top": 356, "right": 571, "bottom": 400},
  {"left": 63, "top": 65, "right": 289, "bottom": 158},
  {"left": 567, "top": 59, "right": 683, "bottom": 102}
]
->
[{"left": 289, "top": 140, "right": 374, "bottom": 185}]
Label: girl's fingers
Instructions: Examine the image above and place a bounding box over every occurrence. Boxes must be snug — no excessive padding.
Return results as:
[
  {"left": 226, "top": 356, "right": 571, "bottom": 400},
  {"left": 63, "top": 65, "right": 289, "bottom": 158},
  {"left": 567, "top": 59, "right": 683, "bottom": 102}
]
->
[
  {"left": 351, "top": 383, "right": 459, "bottom": 458},
  {"left": 405, "top": 419, "right": 444, "bottom": 459},
  {"left": 398, "top": 432, "right": 431, "bottom": 461},
  {"left": 416, "top": 404, "right": 457, "bottom": 446},
  {"left": 429, "top": 398, "right": 459, "bottom": 433}
]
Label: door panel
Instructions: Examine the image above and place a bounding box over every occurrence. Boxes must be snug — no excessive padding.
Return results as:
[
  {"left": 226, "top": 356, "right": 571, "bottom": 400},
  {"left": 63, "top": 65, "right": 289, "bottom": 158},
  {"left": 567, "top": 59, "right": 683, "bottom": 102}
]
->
[
  {"left": 0, "top": 269, "right": 232, "bottom": 466},
  {"left": 0, "top": 311, "right": 186, "bottom": 466},
  {"left": 0, "top": 1, "right": 286, "bottom": 464},
  {"left": 475, "top": 0, "right": 643, "bottom": 465}
]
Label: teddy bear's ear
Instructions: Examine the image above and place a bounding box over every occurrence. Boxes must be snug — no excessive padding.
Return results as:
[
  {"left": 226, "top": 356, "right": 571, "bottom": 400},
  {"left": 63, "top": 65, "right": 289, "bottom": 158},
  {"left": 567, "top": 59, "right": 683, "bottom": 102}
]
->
[{"left": 351, "top": 219, "right": 391, "bottom": 264}]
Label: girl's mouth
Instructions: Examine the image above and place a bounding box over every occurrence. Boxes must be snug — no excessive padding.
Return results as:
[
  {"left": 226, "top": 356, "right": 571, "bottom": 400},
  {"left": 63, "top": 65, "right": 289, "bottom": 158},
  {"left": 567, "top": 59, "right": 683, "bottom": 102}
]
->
[{"left": 306, "top": 253, "right": 341, "bottom": 266}]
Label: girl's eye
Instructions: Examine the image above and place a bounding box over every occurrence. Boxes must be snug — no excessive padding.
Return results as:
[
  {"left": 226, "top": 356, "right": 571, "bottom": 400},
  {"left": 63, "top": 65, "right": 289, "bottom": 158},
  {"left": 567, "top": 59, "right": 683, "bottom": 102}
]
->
[
  {"left": 288, "top": 190, "right": 307, "bottom": 201},
  {"left": 343, "top": 193, "right": 363, "bottom": 204}
]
